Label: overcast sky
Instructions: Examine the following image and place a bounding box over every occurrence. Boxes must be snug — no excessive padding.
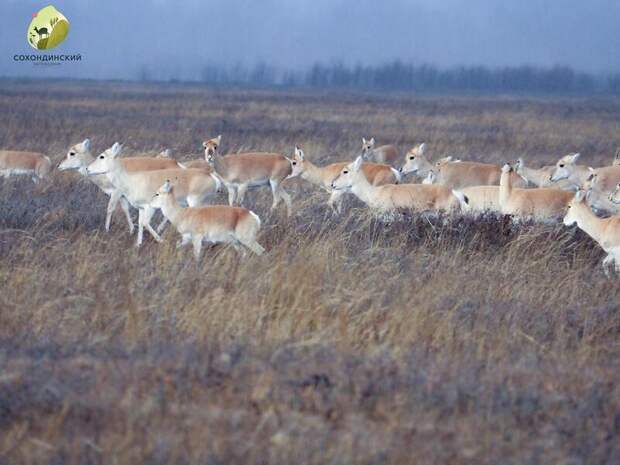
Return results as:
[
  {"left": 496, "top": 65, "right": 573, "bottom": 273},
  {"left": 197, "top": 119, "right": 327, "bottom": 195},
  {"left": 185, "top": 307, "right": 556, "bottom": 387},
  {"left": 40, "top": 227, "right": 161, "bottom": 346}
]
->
[{"left": 1, "top": 0, "right": 619, "bottom": 81}]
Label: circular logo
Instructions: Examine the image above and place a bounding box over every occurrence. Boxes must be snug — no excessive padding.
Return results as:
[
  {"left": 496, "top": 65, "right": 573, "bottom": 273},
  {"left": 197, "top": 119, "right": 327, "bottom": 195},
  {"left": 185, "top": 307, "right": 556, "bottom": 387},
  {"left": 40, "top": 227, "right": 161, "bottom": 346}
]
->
[{"left": 27, "top": 5, "right": 70, "bottom": 50}]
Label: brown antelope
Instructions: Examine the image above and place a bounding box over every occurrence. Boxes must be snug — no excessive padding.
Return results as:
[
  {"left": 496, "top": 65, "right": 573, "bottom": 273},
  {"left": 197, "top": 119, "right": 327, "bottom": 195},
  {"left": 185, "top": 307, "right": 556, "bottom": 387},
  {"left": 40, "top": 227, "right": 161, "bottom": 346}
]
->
[
  {"left": 400, "top": 144, "right": 526, "bottom": 189},
  {"left": 549, "top": 153, "right": 594, "bottom": 186},
  {"left": 515, "top": 158, "right": 578, "bottom": 190},
  {"left": 289, "top": 146, "right": 400, "bottom": 213},
  {"left": 0, "top": 150, "right": 52, "bottom": 183},
  {"left": 150, "top": 180, "right": 264, "bottom": 258},
  {"left": 361, "top": 138, "right": 399, "bottom": 165},
  {"left": 500, "top": 164, "right": 573, "bottom": 222},
  {"left": 564, "top": 190, "right": 620, "bottom": 276},
  {"left": 203, "top": 135, "right": 293, "bottom": 215},
  {"left": 58, "top": 139, "right": 184, "bottom": 233},
  {"left": 331, "top": 156, "right": 462, "bottom": 213},
  {"left": 86, "top": 143, "right": 220, "bottom": 246}
]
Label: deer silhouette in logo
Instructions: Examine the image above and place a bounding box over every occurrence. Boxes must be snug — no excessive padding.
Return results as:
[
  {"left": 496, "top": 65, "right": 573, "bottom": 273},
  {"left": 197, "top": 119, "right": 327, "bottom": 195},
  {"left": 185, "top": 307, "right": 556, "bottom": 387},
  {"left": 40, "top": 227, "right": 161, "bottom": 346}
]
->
[{"left": 33, "top": 26, "right": 49, "bottom": 40}]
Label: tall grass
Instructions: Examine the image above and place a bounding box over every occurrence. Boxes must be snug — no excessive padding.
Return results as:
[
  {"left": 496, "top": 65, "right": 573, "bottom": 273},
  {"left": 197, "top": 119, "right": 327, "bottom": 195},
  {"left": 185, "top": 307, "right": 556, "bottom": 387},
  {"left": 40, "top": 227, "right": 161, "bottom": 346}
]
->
[{"left": 0, "top": 81, "right": 619, "bottom": 464}]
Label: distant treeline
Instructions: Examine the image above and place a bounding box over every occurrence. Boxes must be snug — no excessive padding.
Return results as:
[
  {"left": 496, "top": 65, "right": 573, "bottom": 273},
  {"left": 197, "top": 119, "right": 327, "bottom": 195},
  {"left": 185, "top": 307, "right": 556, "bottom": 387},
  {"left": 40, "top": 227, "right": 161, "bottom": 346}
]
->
[{"left": 190, "top": 61, "right": 620, "bottom": 95}]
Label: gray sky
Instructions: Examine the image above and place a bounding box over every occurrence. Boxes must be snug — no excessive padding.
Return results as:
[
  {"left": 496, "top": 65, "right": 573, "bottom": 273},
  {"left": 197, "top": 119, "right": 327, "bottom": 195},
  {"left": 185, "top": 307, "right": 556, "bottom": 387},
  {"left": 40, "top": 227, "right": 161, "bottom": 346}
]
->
[{"left": 1, "top": 0, "right": 619, "bottom": 81}]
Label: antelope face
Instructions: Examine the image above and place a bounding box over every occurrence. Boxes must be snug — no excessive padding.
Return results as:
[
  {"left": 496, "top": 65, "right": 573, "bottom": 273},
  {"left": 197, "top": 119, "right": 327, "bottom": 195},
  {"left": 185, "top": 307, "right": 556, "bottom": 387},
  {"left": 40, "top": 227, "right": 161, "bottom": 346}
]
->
[
  {"left": 202, "top": 135, "right": 221, "bottom": 162},
  {"left": 563, "top": 190, "right": 587, "bottom": 226},
  {"left": 400, "top": 143, "right": 427, "bottom": 174},
  {"left": 86, "top": 142, "right": 122, "bottom": 176},
  {"left": 58, "top": 138, "right": 91, "bottom": 172},
  {"left": 360, "top": 137, "right": 375, "bottom": 159},
  {"left": 550, "top": 153, "right": 580, "bottom": 183},
  {"left": 289, "top": 146, "right": 305, "bottom": 178},
  {"left": 151, "top": 180, "right": 173, "bottom": 208},
  {"left": 332, "top": 156, "right": 363, "bottom": 191}
]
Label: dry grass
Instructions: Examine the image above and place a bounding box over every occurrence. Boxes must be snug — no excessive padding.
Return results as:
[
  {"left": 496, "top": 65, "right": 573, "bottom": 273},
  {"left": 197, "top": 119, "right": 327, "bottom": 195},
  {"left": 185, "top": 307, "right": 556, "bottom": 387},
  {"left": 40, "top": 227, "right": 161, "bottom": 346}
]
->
[{"left": 0, "top": 80, "right": 619, "bottom": 464}]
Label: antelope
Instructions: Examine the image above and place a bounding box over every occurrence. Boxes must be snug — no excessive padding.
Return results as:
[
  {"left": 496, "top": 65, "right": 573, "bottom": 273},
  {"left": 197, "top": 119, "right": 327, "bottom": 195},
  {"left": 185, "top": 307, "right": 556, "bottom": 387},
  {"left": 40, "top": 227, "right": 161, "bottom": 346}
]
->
[
  {"left": 499, "top": 164, "right": 573, "bottom": 222},
  {"left": 361, "top": 138, "right": 399, "bottom": 165},
  {"left": 331, "top": 156, "right": 462, "bottom": 213},
  {"left": 514, "top": 158, "right": 578, "bottom": 190},
  {"left": 0, "top": 150, "right": 52, "bottom": 183},
  {"left": 150, "top": 180, "right": 264, "bottom": 259},
  {"left": 203, "top": 135, "right": 293, "bottom": 216},
  {"left": 86, "top": 143, "right": 220, "bottom": 246},
  {"left": 549, "top": 153, "right": 594, "bottom": 186},
  {"left": 613, "top": 148, "right": 620, "bottom": 166},
  {"left": 58, "top": 139, "right": 185, "bottom": 233},
  {"left": 563, "top": 190, "right": 620, "bottom": 276},
  {"left": 289, "top": 146, "right": 400, "bottom": 213},
  {"left": 400, "top": 144, "right": 526, "bottom": 189}
]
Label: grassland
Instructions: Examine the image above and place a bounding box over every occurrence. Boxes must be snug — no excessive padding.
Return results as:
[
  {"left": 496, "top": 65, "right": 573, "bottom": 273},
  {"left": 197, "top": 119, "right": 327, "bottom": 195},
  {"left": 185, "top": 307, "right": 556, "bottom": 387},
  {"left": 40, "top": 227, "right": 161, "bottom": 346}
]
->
[{"left": 0, "top": 79, "right": 619, "bottom": 464}]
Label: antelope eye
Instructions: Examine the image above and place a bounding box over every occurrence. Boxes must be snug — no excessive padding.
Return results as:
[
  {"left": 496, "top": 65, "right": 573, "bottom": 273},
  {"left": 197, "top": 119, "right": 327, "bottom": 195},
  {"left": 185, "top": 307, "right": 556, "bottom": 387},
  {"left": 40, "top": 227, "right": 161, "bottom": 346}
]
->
[
  {"left": 69, "top": 152, "right": 75, "bottom": 156},
  {"left": 559, "top": 164, "right": 565, "bottom": 168},
  {"left": 292, "top": 161, "right": 297, "bottom": 165},
  {"left": 343, "top": 170, "right": 349, "bottom": 174},
  {"left": 99, "top": 155, "right": 104, "bottom": 159},
  {"left": 409, "top": 156, "right": 414, "bottom": 160}
]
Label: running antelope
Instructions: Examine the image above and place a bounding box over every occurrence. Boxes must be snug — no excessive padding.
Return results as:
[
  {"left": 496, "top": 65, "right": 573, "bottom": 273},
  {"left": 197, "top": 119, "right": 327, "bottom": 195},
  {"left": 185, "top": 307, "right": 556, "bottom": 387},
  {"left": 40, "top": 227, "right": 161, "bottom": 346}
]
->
[
  {"left": 86, "top": 143, "right": 220, "bottom": 246},
  {"left": 361, "top": 138, "right": 399, "bottom": 165},
  {"left": 203, "top": 136, "right": 292, "bottom": 215},
  {"left": 564, "top": 190, "right": 620, "bottom": 276},
  {"left": 515, "top": 158, "right": 578, "bottom": 190},
  {"left": 549, "top": 153, "right": 594, "bottom": 186},
  {"left": 0, "top": 150, "right": 52, "bottom": 183},
  {"left": 400, "top": 145, "right": 526, "bottom": 189},
  {"left": 500, "top": 164, "right": 573, "bottom": 222},
  {"left": 289, "top": 146, "right": 400, "bottom": 213},
  {"left": 58, "top": 139, "right": 184, "bottom": 233},
  {"left": 331, "top": 156, "right": 462, "bottom": 213},
  {"left": 151, "top": 180, "right": 264, "bottom": 259}
]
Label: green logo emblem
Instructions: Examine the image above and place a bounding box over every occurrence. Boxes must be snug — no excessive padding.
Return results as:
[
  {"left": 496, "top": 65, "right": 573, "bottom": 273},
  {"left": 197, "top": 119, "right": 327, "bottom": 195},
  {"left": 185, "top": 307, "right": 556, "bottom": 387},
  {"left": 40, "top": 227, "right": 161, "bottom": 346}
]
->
[{"left": 27, "top": 5, "right": 70, "bottom": 50}]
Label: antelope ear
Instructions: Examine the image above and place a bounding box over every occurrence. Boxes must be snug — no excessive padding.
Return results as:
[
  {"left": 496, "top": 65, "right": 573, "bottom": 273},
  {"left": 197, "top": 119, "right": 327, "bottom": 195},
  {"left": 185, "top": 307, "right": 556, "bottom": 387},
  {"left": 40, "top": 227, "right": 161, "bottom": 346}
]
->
[
  {"left": 297, "top": 148, "right": 304, "bottom": 160},
  {"left": 353, "top": 156, "right": 363, "bottom": 172},
  {"left": 369, "top": 137, "right": 375, "bottom": 145},
  {"left": 445, "top": 155, "right": 452, "bottom": 162},
  {"left": 501, "top": 163, "right": 512, "bottom": 173},
  {"left": 362, "top": 137, "right": 366, "bottom": 144},
  {"left": 418, "top": 142, "right": 426, "bottom": 154},
  {"left": 570, "top": 153, "right": 581, "bottom": 163},
  {"left": 575, "top": 190, "right": 586, "bottom": 202},
  {"left": 110, "top": 143, "right": 122, "bottom": 158},
  {"left": 615, "top": 147, "right": 620, "bottom": 159},
  {"left": 82, "top": 138, "right": 91, "bottom": 151},
  {"left": 216, "top": 135, "right": 222, "bottom": 144}
]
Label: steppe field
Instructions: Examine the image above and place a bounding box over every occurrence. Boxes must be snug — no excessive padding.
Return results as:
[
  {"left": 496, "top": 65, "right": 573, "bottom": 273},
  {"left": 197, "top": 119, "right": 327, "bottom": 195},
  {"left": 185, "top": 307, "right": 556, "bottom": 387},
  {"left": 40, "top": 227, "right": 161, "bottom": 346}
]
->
[{"left": 0, "top": 79, "right": 619, "bottom": 465}]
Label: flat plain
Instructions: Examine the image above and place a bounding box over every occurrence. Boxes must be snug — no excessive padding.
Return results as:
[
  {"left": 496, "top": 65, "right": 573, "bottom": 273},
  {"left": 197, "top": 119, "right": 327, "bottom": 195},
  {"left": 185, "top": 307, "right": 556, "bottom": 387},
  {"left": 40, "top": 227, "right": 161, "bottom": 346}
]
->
[{"left": 0, "top": 80, "right": 619, "bottom": 465}]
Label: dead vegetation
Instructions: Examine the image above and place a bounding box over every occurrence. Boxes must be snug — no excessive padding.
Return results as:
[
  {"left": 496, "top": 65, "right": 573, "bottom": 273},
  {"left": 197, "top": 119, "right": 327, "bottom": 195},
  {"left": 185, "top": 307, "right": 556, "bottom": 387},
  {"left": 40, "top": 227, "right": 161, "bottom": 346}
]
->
[{"left": 0, "top": 80, "right": 619, "bottom": 464}]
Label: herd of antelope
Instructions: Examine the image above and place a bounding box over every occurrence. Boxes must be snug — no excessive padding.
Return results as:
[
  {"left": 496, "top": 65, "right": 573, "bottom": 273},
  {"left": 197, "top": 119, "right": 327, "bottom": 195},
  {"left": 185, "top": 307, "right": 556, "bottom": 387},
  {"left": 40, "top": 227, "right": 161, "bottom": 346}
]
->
[{"left": 2, "top": 137, "right": 620, "bottom": 275}]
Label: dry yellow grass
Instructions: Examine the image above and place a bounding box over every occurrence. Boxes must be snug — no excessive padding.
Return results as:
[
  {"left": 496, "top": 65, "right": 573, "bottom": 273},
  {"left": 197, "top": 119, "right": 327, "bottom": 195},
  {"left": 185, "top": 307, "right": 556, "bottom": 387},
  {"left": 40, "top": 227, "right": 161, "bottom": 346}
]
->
[{"left": 0, "top": 80, "right": 619, "bottom": 464}]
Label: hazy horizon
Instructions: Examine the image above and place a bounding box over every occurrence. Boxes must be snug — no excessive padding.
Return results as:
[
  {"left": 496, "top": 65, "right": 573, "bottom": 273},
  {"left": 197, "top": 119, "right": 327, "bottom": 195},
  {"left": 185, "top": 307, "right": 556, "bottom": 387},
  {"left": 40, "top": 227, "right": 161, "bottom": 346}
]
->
[{"left": 1, "top": 0, "right": 619, "bottom": 82}]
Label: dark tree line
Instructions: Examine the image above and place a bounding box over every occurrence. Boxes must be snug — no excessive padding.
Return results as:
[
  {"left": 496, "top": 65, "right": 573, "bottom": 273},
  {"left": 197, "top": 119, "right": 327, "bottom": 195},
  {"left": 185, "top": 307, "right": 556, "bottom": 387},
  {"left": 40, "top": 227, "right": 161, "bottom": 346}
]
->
[{"left": 192, "top": 61, "right": 620, "bottom": 94}]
